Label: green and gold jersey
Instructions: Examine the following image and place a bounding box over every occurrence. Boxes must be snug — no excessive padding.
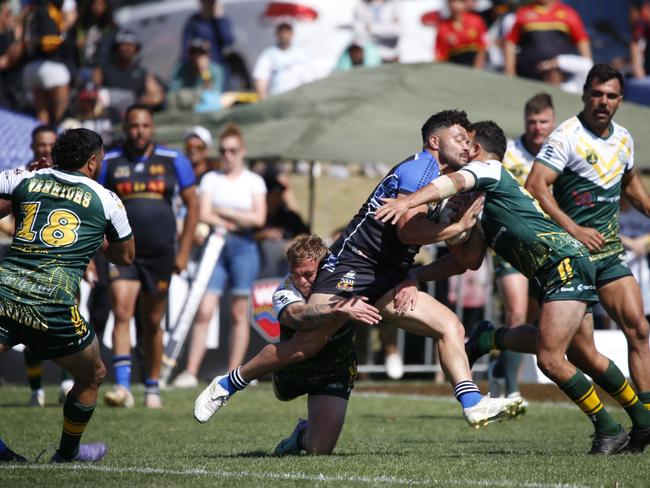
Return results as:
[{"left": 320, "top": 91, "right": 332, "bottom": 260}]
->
[
  {"left": 536, "top": 115, "right": 633, "bottom": 261},
  {"left": 459, "top": 159, "right": 588, "bottom": 278},
  {"left": 0, "top": 168, "right": 132, "bottom": 308},
  {"left": 503, "top": 136, "right": 535, "bottom": 187}
]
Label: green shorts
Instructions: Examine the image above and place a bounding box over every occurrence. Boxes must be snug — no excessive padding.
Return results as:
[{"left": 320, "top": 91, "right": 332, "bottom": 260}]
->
[
  {"left": 592, "top": 252, "right": 633, "bottom": 288},
  {"left": 530, "top": 255, "right": 599, "bottom": 305},
  {"left": 0, "top": 297, "right": 94, "bottom": 360},
  {"left": 272, "top": 361, "right": 357, "bottom": 401},
  {"left": 493, "top": 253, "right": 521, "bottom": 279}
]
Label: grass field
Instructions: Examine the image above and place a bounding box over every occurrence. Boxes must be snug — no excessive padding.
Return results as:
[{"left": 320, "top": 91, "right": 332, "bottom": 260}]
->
[{"left": 1, "top": 382, "right": 650, "bottom": 487}]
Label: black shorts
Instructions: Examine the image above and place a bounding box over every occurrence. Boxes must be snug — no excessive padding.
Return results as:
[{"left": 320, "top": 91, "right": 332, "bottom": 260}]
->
[
  {"left": 272, "top": 361, "right": 357, "bottom": 401},
  {"left": 108, "top": 250, "right": 174, "bottom": 296},
  {"left": 311, "top": 251, "right": 406, "bottom": 304}
]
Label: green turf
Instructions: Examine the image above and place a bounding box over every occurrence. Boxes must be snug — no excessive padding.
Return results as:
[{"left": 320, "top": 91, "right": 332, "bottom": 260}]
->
[{"left": 1, "top": 382, "right": 649, "bottom": 487}]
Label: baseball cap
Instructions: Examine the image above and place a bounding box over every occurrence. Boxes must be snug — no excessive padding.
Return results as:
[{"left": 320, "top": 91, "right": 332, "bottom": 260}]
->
[{"left": 184, "top": 126, "right": 213, "bottom": 148}]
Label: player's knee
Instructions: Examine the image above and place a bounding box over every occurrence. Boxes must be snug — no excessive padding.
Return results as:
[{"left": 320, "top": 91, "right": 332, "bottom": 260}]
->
[
  {"left": 622, "top": 318, "right": 650, "bottom": 347},
  {"left": 505, "top": 307, "right": 526, "bottom": 327},
  {"left": 439, "top": 319, "right": 465, "bottom": 345},
  {"left": 93, "top": 361, "right": 107, "bottom": 386},
  {"left": 536, "top": 352, "right": 563, "bottom": 378}
]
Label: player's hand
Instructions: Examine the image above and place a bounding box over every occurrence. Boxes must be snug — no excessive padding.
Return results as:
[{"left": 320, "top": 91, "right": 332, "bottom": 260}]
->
[
  {"left": 456, "top": 194, "right": 484, "bottom": 231},
  {"left": 571, "top": 225, "right": 605, "bottom": 252},
  {"left": 26, "top": 156, "right": 53, "bottom": 171},
  {"left": 334, "top": 296, "right": 382, "bottom": 325},
  {"left": 375, "top": 196, "right": 412, "bottom": 225},
  {"left": 393, "top": 273, "right": 418, "bottom": 315},
  {"left": 83, "top": 259, "right": 98, "bottom": 286},
  {"left": 174, "top": 252, "right": 190, "bottom": 274}
]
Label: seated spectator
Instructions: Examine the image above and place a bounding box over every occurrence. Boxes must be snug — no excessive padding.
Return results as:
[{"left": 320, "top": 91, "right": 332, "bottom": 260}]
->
[
  {"left": 92, "top": 30, "right": 164, "bottom": 112},
  {"left": 504, "top": 0, "right": 591, "bottom": 81},
  {"left": 253, "top": 22, "right": 314, "bottom": 100},
  {"left": 60, "top": 82, "right": 120, "bottom": 146},
  {"left": 256, "top": 168, "right": 309, "bottom": 278},
  {"left": 535, "top": 54, "right": 592, "bottom": 94},
  {"left": 0, "top": 0, "right": 24, "bottom": 110},
  {"left": 72, "top": 0, "right": 118, "bottom": 82},
  {"left": 180, "top": 0, "right": 234, "bottom": 88},
  {"left": 22, "top": 0, "right": 77, "bottom": 124},
  {"left": 335, "top": 39, "right": 382, "bottom": 72},
  {"left": 169, "top": 37, "right": 227, "bottom": 113},
  {"left": 435, "top": 0, "right": 488, "bottom": 69},
  {"left": 353, "top": 0, "right": 402, "bottom": 63}
]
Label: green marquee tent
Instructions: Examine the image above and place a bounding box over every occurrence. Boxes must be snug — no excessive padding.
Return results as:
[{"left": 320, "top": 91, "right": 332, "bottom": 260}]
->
[{"left": 155, "top": 62, "right": 650, "bottom": 166}]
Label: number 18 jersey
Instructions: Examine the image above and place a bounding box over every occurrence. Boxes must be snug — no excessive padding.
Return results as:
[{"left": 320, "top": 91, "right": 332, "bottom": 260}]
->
[{"left": 0, "top": 168, "right": 132, "bottom": 307}]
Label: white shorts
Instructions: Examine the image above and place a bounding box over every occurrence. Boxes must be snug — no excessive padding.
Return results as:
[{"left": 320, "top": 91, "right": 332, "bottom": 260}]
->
[{"left": 23, "top": 60, "right": 71, "bottom": 90}]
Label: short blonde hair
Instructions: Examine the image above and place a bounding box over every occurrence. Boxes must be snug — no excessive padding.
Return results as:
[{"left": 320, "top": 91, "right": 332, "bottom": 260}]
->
[
  {"left": 219, "top": 123, "right": 244, "bottom": 144},
  {"left": 286, "top": 234, "right": 328, "bottom": 267}
]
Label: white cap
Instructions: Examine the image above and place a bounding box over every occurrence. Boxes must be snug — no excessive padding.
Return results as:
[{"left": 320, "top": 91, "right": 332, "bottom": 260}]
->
[{"left": 184, "top": 126, "right": 213, "bottom": 148}]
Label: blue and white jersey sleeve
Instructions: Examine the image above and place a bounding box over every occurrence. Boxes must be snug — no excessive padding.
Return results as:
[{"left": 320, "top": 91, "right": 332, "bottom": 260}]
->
[
  {"left": 173, "top": 153, "right": 196, "bottom": 190},
  {"left": 394, "top": 152, "right": 441, "bottom": 195},
  {"left": 272, "top": 275, "right": 305, "bottom": 318}
]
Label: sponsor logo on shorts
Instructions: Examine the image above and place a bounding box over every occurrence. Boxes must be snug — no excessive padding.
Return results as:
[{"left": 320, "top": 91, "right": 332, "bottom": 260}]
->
[
  {"left": 560, "top": 287, "right": 575, "bottom": 292},
  {"left": 336, "top": 271, "right": 356, "bottom": 292},
  {"left": 577, "top": 284, "right": 596, "bottom": 291}
]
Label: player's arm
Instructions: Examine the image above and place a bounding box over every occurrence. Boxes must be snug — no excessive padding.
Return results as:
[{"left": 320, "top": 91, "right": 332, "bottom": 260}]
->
[
  {"left": 376, "top": 171, "right": 476, "bottom": 225},
  {"left": 104, "top": 236, "right": 135, "bottom": 265},
  {"left": 622, "top": 169, "right": 650, "bottom": 217},
  {"left": 176, "top": 185, "right": 199, "bottom": 273},
  {"left": 0, "top": 199, "right": 11, "bottom": 219},
  {"left": 277, "top": 298, "right": 382, "bottom": 331},
  {"left": 525, "top": 162, "right": 605, "bottom": 251}
]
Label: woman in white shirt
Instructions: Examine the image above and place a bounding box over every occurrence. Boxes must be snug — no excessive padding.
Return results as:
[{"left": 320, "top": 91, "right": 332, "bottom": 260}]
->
[{"left": 175, "top": 124, "right": 267, "bottom": 386}]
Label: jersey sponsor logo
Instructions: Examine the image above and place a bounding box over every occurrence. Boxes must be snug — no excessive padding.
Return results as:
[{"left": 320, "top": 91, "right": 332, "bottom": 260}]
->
[
  {"left": 571, "top": 190, "right": 594, "bottom": 208},
  {"left": 576, "top": 284, "right": 596, "bottom": 291},
  {"left": 322, "top": 254, "right": 339, "bottom": 273},
  {"left": 585, "top": 150, "right": 599, "bottom": 166},
  {"left": 560, "top": 286, "right": 575, "bottom": 292},
  {"left": 149, "top": 164, "right": 166, "bottom": 176},
  {"left": 134, "top": 163, "right": 146, "bottom": 173},
  {"left": 250, "top": 278, "right": 282, "bottom": 343},
  {"left": 277, "top": 295, "right": 290, "bottom": 305},
  {"left": 336, "top": 271, "right": 356, "bottom": 292}
]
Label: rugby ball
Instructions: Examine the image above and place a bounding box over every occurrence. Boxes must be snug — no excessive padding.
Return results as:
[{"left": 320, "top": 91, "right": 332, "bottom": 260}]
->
[{"left": 438, "top": 193, "right": 477, "bottom": 246}]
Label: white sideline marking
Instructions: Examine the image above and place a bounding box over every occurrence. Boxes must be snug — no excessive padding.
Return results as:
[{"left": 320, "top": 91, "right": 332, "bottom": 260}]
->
[{"left": 0, "top": 464, "right": 594, "bottom": 488}]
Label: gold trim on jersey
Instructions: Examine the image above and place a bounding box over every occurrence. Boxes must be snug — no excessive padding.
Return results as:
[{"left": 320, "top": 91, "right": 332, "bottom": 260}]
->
[{"left": 121, "top": 192, "right": 165, "bottom": 201}]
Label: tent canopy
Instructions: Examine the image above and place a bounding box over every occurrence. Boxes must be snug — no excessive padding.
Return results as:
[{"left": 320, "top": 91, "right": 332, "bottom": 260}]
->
[{"left": 155, "top": 63, "right": 650, "bottom": 166}]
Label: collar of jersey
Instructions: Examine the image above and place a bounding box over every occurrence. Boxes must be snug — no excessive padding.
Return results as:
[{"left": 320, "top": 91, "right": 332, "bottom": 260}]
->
[{"left": 577, "top": 113, "right": 615, "bottom": 141}]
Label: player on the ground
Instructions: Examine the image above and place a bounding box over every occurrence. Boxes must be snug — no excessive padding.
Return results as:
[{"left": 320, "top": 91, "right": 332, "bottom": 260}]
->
[
  {"left": 272, "top": 235, "right": 381, "bottom": 455},
  {"left": 0, "top": 128, "right": 134, "bottom": 463},
  {"left": 376, "top": 120, "right": 650, "bottom": 454},
  {"left": 100, "top": 104, "right": 199, "bottom": 408},
  {"left": 195, "top": 110, "right": 523, "bottom": 430},
  {"left": 488, "top": 93, "right": 555, "bottom": 401}
]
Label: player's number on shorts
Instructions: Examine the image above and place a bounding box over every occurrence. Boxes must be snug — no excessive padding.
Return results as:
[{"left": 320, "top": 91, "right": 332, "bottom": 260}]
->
[{"left": 15, "top": 203, "right": 80, "bottom": 247}]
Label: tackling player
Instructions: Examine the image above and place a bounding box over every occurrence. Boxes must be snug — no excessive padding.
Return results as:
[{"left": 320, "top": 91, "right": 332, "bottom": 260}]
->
[
  {"left": 0, "top": 128, "right": 134, "bottom": 463},
  {"left": 377, "top": 120, "right": 650, "bottom": 454}
]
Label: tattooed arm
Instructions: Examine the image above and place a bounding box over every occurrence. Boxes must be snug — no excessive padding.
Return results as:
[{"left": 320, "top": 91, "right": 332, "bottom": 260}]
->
[{"left": 279, "top": 297, "right": 382, "bottom": 331}]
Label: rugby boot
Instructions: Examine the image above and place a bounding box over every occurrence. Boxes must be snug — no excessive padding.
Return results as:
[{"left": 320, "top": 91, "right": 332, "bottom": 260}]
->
[
  {"left": 0, "top": 446, "right": 27, "bottom": 463},
  {"left": 463, "top": 394, "right": 523, "bottom": 429},
  {"left": 194, "top": 374, "right": 233, "bottom": 423},
  {"left": 274, "top": 419, "right": 308, "bottom": 456},
  {"left": 50, "top": 443, "right": 108, "bottom": 463},
  {"left": 626, "top": 425, "right": 650, "bottom": 453},
  {"left": 588, "top": 425, "right": 629, "bottom": 455},
  {"left": 29, "top": 389, "right": 45, "bottom": 407},
  {"left": 104, "top": 385, "right": 134, "bottom": 408},
  {"left": 465, "top": 320, "right": 496, "bottom": 368},
  {"left": 506, "top": 391, "right": 529, "bottom": 418}
]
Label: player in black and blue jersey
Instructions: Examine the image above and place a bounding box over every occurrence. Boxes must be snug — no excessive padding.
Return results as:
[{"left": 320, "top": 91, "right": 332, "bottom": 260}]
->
[{"left": 100, "top": 104, "right": 199, "bottom": 408}]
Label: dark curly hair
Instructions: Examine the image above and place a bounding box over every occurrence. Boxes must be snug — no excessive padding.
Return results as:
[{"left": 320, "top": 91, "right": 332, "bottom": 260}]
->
[
  {"left": 468, "top": 120, "right": 507, "bottom": 161},
  {"left": 421, "top": 110, "right": 470, "bottom": 145},
  {"left": 583, "top": 64, "right": 624, "bottom": 96},
  {"left": 51, "top": 129, "right": 104, "bottom": 171}
]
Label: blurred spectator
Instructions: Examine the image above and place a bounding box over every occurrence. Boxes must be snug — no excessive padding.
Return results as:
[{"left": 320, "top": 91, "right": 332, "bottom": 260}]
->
[
  {"left": 335, "top": 39, "right": 382, "bottom": 72},
  {"left": 92, "top": 30, "right": 165, "bottom": 113},
  {"left": 28, "top": 123, "right": 57, "bottom": 165},
  {"left": 253, "top": 22, "right": 314, "bottom": 100},
  {"left": 484, "top": 0, "right": 517, "bottom": 71},
  {"left": 619, "top": 194, "right": 650, "bottom": 319},
  {"left": 435, "top": 0, "right": 488, "bottom": 69},
  {"left": 256, "top": 168, "right": 309, "bottom": 278},
  {"left": 353, "top": 0, "right": 401, "bottom": 63},
  {"left": 184, "top": 125, "right": 215, "bottom": 181},
  {"left": 448, "top": 259, "right": 489, "bottom": 336},
  {"left": 535, "top": 54, "right": 592, "bottom": 94},
  {"left": 22, "top": 0, "right": 77, "bottom": 123},
  {"left": 0, "top": 0, "right": 24, "bottom": 110},
  {"left": 60, "top": 82, "right": 119, "bottom": 146},
  {"left": 504, "top": 0, "right": 591, "bottom": 81},
  {"left": 169, "top": 37, "right": 233, "bottom": 113},
  {"left": 180, "top": 0, "right": 234, "bottom": 87},
  {"left": 72, "top": 0, "right": 118, "bottom": 82},
  {"left": 173, "top": 124, "right": 266, "bottom": 387},
  {"left": 631, "top": 0, "right": 650, "bottom": 79}
]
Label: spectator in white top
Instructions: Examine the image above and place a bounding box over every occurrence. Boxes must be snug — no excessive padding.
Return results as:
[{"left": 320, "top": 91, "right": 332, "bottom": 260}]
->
[
  {"left": 253, "top": 22, "right": 314, "bottom": 100},
  {"left": 173, "top": 124, "right": 267, "bottom": 387},
  {"left": 353, "top": 0, "right": 401, "bottom": 63}
]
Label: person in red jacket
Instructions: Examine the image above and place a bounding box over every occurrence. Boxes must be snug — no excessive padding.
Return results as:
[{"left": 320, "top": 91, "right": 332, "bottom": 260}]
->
[{"left": 435, "top": 0, "right": 488, "bottom": 69}]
